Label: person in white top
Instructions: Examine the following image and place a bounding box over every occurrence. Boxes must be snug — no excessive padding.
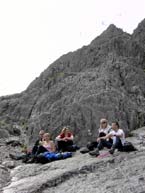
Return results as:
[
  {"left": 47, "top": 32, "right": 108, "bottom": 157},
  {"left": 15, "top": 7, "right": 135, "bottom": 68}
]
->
[
  {"left": 87, "top": 118, "right": 112, "bottom": 151},
  {"left": 98, "top": 121, "right": 125, "bottom": 154},
  {"left": 98, "top": 118, "right": 112, "bottom": 136}
]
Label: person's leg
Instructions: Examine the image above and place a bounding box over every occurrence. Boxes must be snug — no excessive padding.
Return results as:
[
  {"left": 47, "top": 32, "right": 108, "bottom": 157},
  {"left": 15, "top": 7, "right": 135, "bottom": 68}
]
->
[
  {"left": 26, "top": 146, "right": 48, "bottom": 163},
  {"left": 36, "top": 145, "right": 48, "bottom": 155},
  {"left": 66, "top": 140, "right": 73, "bottom": 149},
  {"left": 22, "top": 153, "right": 32, "bottom": 163},
  {"left": 57, "top": 141, "right": 66, "bottom": 152},
  {"left": 114, "top": 137, "right": 123, "bottom": 150},
  {"left": 9, "top": 153, "right": 27, "bottom": 160},
  {"left": 61, "top": 140, "right": 74, "bottom": 152},
  {"left": 89, "top": 138, "right": 112, "bottom": 156},
  {"left": 97, "top": 139, "right": 112, "bottom": 150},
  {"left": 31, "top": 145, "right": 39, "bottom": 155},
  {"left": 109, "top": 137, "right": 123, "bottom": 154},
  {"left": 103, "top": 140, "right": 112, "bottom": 149},
  {"left": 87, "top": 141, "right": 98, "bottom": 151},
  {"left": 65, "top": 140, "right": 76, "bottom": 151},
  {"left": 88, "top": 133, "right": 106, "bottom": 151}
]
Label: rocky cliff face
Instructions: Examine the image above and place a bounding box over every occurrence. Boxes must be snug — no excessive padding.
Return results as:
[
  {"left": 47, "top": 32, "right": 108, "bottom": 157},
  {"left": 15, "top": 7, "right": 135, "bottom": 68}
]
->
[{"left": 0, "top": 19, "right": 145, "bottom": 145}]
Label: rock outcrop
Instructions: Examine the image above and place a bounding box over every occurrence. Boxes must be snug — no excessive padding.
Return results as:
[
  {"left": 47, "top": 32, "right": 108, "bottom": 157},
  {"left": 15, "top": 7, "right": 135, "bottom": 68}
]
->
[{"left": 0, "top": 20, "right": 145, "bottom": 146}]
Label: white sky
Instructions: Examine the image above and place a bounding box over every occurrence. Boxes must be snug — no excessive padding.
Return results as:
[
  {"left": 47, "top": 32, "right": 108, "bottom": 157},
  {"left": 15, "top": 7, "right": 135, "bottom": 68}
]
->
[{"left": 0, "top": 0, "right": 145, "bottom": 96}]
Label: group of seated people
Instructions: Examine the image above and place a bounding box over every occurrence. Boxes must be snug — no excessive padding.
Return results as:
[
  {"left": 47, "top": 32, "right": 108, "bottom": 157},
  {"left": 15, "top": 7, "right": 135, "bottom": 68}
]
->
[
  {"left": 86, "top": 119, "right": 126, "bottom": 156},
  {"left": 32, "top": 127, "right": 76, "bottom": 155},
  {"left": 10, "top": 118, "right": 135, "bottom": 163},
  {"left": 10, "top": 127, "right": 77, "bottom": 163}
]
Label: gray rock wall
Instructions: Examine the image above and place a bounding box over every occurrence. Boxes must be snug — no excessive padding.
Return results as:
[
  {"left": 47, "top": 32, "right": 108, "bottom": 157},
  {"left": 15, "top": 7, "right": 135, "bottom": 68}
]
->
[{"left": 0, "top": 19, "right": 145, "bottom": 145}]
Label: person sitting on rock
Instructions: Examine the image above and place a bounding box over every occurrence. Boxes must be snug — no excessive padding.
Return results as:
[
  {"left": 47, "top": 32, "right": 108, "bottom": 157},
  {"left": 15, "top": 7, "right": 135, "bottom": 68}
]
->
[
  {"left": 31, "top": 129, "right": 45, "bottom": 155},
  {"left": 87, "top": 118, "right": 112, "bottom": 153},
  {"left": 9, "top": 129, "right": 45, "bottom": 161},
  {"left": 98, "top": 121, "right": 125, "bottom": 154},
  {"left": 27, "top": 132, "right": 56, "bottom": 163},
  {"left": 35, "top": 132, "right": 56, "bottom": 155},
  {"left": 55, "top": 127, "right": 75, "bottom": 152},
  {"left": 21, "top": 129, "right": 46, "bottom": 162}
]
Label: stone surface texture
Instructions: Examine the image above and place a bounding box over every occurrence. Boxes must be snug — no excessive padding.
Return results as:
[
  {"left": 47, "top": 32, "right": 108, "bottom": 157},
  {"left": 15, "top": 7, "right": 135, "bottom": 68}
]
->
[
  {"left": 0, "top": 20, "right": 145, "bottom": 145},
  {"left": 0, "top": 19, "right": 145, "bottom": 193},
  {"left": 2, "top": 127, "right": 145, "bottom": 193}
]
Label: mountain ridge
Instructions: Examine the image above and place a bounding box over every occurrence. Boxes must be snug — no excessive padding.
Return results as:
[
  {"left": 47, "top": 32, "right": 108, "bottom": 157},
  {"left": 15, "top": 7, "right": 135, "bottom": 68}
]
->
[{"left": 0, "top": 19, "right": 145, "bottom": 145}]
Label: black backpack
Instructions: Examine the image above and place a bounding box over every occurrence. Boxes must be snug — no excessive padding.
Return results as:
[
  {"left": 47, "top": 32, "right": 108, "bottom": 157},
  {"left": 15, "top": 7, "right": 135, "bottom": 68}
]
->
[{"left": 122, "top": 141, "right": 137, "bottom": 152}]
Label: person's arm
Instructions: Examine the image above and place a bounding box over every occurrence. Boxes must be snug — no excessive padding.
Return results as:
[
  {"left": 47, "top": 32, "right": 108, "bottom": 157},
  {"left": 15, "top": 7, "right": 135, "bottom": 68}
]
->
[
  {"left": 56, "top": 135, "right": 63, "bottom": 141},
  {"left": 34, "top": 139, "right": 40, "bottom": 146},
  {"left": 115, "top": 130, "right": 123, "bottom": 138},
  {"left": 97, "top": 133, "right": 113, "bottom": 141},
  {"left": 65, "top": 134, "right": 74, "bottom": 141},
  {"left": 50, "top": 141, "right": 56, "bottom": 152}
]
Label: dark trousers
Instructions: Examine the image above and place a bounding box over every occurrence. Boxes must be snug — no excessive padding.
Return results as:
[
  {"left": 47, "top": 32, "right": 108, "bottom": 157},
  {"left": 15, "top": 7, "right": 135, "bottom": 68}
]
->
[
  {"left": 87, "top": 139, "right": 113, "bottom": 150},
  {"left": 87, "top": 141, "right": 98, "bottom": 151},
  {"left": 35, "top": 145, "right": 48, "bottom": 155},
  {"left": 32, "top": 145, "right": 39, "bottom": 155},
  {"left": 57, "top": 140, "right": 73, "bottom": 152},
  {"left": 21, "top": 145, "right": 41, "bottom": 162},
  {"left": 98, "top": 139, "right": 113, "bottom": 150},
  {"left": 112, "top": 137, "right": 123, "bottom": 150},
  {"left": 87, "top": 132, "right": 112, "bottom": 151}
]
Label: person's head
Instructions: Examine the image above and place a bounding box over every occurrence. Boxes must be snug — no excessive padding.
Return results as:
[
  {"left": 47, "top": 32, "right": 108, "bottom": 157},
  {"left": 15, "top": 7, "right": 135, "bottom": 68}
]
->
[
  {"left": 100, "top": 118, "right": 108, "bottom": 128},
  {"left": 43, "top": 133, "right": 51, "bottom": 141},
  {"left": 39, "top": 130, "right": 45, "bottom": 139},
  {"left": 61, "top": 127, "right": 70, "bottom": 134},
  {"left": 111, "top": 121, "right": 120, "bottom": 131}
]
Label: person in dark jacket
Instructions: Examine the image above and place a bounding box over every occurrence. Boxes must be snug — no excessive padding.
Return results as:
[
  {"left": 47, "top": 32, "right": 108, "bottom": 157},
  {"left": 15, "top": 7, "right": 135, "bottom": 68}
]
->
[
  {"left": 31, "top": 130, "right": 45, "bottom": 155},
  {"left": 9, "top": 130, "right": 45, "bottom": 161}
]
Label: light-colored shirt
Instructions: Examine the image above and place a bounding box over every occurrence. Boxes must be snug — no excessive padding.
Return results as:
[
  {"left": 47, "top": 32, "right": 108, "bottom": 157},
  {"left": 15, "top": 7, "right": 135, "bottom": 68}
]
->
[
  {"left": 43, "top": 141, "right": 54, "bottom": 152},
  {"left": 110, "top": 129, "right": 125, "bottom": 145},
  {"left": 98, "top": 125, "right": 112, "bottom": 135}
]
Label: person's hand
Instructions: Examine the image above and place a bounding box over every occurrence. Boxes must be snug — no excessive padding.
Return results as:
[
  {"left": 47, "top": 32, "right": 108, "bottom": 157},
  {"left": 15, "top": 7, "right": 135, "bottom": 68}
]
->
[
  {"left": 97, "top": 138, "right": 100, "bottom": 142},
  {"left": 60, "top": 138, "right": 66, "bottom": 141},
  {"left": 64, "top": 137, "right": 68, "bottom": 141},
  {"left": 39, "top": 141, "right": 43, "bottom": 145}
]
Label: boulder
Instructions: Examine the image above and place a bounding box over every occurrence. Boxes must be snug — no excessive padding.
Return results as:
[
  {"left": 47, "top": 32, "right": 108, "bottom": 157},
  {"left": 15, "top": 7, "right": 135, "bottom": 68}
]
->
[
  {"left": 0, "top": 129, "right": 9, "bottom": 139},
  {"left": 0, "top": 165, "right": 10, "bottom": 190},
  {"left": 2, "top": 161, "right": 15, "bottom": 169},
  {"left": 5, "top": 137, "right": 21, "bottom": 147}
]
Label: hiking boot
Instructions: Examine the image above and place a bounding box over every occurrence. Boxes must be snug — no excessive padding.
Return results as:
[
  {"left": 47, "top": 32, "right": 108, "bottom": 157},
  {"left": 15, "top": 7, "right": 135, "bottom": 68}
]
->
[
  {"left": 80, "top": 147, "right": 89, "bottom": 154},
  {"left": 26, "top": 157, "right": 36, "bottom": 163},
  {"left": 109, "top": 147, "right": 115, "bottom": 154},
  {"left": 22, "top": 157, "right": 29, "bottom": 163},
  {"left": 22, "top": 155, "right": 31, "bottom": 163},
  {"left": 97, "top": 142, "right": 104, "bottom": 150},
  {"left": 87, "top": 142, "right": 95, "bottom": 151},
  {"left": 89, "top": 148, "right": 100, "bottom": 156}
]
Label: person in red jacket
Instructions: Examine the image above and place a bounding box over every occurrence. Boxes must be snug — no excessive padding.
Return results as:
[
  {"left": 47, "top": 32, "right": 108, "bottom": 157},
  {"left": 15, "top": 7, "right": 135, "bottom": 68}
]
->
[{"left": 55, "top": 127, "right": 74, "bottom": 152}]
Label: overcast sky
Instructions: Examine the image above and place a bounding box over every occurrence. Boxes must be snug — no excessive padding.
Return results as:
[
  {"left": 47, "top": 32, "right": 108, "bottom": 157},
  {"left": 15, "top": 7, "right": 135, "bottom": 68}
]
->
[{"left": 0, "top": 0, "right": 145, "bottom": 96}]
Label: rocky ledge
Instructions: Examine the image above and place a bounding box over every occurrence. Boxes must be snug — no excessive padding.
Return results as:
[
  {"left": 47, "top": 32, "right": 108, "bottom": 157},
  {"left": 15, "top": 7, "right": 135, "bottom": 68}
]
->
[{"left": 1, "top": 127, "right": 145, "bottom": 193}]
